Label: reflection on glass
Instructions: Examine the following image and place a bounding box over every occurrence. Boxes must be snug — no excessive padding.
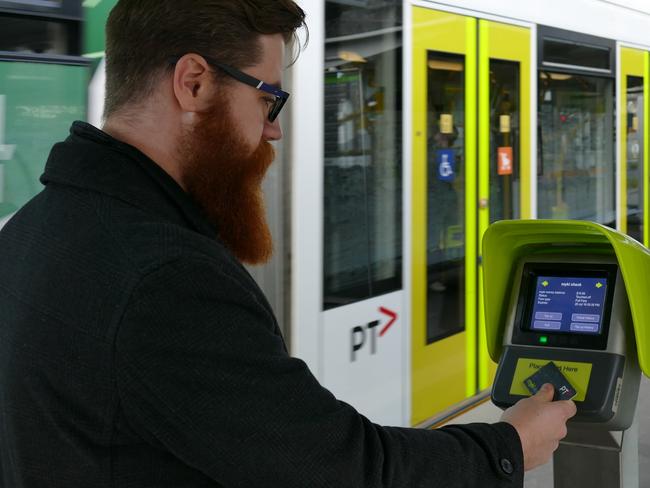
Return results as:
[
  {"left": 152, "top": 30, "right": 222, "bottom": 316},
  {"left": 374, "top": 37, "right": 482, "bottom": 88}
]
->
[
  {"left": 543, "top": 38, "right": 611, "bottom": 71},
  {"left": 426, "top": 53, "right": 465, "bottom": 344},
  {"left": 538, "top": 72, "right": 615, "bottom": 225},
  {"left": 0, "top": 16, "right": 73, "bottom": 55},
  {"left": 490, "top": 61, "right": 520, "bottom": 222},
  {"left": 626, "top": 76, "right": 644, "bottom": 242},
  {"left": 0, "top": 62, "right": 86, "bottom": 221},
  {"left": 323, "top": 1, "right": 402, "bottom": 309}
]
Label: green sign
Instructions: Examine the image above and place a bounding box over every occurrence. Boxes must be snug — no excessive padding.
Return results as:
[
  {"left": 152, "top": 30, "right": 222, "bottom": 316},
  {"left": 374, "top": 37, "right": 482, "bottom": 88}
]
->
[
  {"left": 0, "top": 61, "right": 87, "bottom": 219},
  {"left": 84, "top": 0, "right": 119, "bottom": 57}
]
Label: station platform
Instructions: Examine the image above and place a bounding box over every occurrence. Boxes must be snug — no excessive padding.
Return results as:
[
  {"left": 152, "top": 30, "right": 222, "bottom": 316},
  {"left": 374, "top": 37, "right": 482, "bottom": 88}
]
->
[{"left": 438, "top": 377, "right": 650, "bottom": 486}]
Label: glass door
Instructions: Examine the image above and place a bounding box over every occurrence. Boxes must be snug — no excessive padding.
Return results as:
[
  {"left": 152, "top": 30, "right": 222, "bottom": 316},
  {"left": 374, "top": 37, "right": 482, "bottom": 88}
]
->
[
  {"left": 412, "top": 8, "right": 532, "bottom": 424},
  {"left": 620, "top": 47, "right": 649, "bottom": 245},
  {"left": 425, "top": 52, "right": 466, "bottom": 345},
  {"left": 477, "top": 20, "right": 532, "bottom": 390},
  {"left": 537, "top": 28, "right": 616, "bottom": 227},
  {"left": 411, "top": 7, "right": 477, "bottom": 423}
]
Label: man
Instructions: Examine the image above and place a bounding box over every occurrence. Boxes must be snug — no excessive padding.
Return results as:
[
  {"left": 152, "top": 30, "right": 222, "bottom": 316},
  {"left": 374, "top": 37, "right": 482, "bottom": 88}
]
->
[{"left": 0, "top": 1, "right": 575, "bottom": 486}]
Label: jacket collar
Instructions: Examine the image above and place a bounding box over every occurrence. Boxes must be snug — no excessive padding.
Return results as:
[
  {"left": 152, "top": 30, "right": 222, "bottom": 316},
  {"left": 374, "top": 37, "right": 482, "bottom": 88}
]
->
[{"left": 41, "top": 121, "right": 217, "bottom": 239}]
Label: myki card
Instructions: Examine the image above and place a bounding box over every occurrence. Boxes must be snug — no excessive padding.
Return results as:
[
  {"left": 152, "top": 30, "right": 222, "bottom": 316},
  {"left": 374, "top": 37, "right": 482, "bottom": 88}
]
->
[{"left": 523, "top": 361, "right": 577, "bottom": 401}]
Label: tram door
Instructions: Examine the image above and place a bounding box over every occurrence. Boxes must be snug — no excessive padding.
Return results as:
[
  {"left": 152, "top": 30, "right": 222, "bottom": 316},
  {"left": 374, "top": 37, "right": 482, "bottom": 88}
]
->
[
  {"left": 620, "top": 48, "right": 649, "bottom": 245},
  {"left": 411, "top": 7, "right": 531, "bottom": 424},
  {"left": 477, "top": 21, "right": 532, "bottom": 390}
]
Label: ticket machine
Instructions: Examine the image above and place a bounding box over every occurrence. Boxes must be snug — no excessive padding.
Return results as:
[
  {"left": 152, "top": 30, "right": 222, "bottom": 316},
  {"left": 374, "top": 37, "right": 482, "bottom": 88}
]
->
[{"left": 482, "top": 220, "right": 650, "bottom": 488}]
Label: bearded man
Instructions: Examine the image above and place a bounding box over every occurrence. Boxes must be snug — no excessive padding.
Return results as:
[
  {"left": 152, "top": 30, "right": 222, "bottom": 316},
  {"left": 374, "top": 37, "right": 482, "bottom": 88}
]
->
[{"left": 0, "top": 1, "right": 575, "bottom": 487}]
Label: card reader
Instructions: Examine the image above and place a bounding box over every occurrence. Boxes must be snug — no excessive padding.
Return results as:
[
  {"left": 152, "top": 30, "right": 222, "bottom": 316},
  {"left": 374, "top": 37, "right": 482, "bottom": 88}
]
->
[{"left": 490, "top": 255, "right": 641, "bottom": 430}]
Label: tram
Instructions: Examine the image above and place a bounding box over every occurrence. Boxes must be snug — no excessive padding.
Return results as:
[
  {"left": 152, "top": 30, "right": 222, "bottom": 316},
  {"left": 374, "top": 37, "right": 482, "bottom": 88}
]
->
[
  {"left": 0, "top": 0, "right": 648, "bottom": 428},
  {"left": 288, "top": 0, "right": 649, "bottom": 428}
]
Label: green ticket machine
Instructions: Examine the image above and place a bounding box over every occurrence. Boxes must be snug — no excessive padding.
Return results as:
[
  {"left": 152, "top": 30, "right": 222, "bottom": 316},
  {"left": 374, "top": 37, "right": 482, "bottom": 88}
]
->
[{"left": 483, "top": 220, "right": 650, "bottom": 488}]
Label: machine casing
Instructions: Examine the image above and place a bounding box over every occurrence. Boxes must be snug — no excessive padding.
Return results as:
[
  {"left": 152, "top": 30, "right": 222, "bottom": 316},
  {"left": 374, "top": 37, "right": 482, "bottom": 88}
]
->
[{"left": 483, "top": 221, "right": 650, "bottom": 431}]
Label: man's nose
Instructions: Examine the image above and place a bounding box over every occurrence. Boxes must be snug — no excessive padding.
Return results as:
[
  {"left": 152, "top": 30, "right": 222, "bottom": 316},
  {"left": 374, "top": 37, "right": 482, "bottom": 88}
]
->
[{"left": 263, "top": 118, "right": 283, "bottom": 141}]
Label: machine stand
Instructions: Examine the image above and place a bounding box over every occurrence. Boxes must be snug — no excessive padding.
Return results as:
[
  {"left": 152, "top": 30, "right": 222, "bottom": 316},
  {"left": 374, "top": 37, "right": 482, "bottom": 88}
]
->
[{"left": 553, "top": 416, "right": 639, "bottom": 488}]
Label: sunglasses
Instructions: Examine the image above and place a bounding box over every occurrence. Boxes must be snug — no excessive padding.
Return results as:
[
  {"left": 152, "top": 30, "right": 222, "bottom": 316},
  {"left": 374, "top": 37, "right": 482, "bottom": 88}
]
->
[{"left": 170, "top": 55, "right": 289, "bottom": 122}]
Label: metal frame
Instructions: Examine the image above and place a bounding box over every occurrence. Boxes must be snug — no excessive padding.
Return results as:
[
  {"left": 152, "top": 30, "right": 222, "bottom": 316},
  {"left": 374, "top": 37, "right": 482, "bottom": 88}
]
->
[
  {"left": 530, "top": 24, "right": 538, "bottom": 219},
  {"left": 0, "top": 52, "right": 88, "bottom": 66},
  {"left": 617, "top": 42, "right": 623, "bottom": 232},
  {"left": 538, "top": 25, "right": 616, "bottom": 77},
  {"left": 617, "top": 45, "right": 650, "bottom": 243},
  {"left": 618, "top": 44, "right": 650, "bottom": 249},
  {"left": 290, "top": 0, "right": 324, "bottom": 376},
  {"left": 646, "top": 52, "right": 650, "bottom": 248},
  {"left": 402, "top": 0, "right": 414, "bottom": 426}
]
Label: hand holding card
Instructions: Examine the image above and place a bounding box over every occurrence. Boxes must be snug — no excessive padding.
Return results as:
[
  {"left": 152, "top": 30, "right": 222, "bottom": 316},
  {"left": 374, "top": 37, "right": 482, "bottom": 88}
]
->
[{"left": 524, "top": 361, "right": 578, "bottom": 401}]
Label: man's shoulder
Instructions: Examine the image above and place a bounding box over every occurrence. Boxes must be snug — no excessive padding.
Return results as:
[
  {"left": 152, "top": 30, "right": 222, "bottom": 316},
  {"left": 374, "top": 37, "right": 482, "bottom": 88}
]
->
[
  {"left": 7, "top": 182, "right": 242, "bottom": 284},
  {"left": 104, "top": 198, "right": 241, "bottom": 279}
]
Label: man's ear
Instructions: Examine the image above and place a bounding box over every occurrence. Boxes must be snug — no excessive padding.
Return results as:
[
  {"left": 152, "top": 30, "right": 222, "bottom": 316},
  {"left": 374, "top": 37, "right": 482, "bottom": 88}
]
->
[{"left": 172, "top": 54, "right": 216, "bottom": 113}]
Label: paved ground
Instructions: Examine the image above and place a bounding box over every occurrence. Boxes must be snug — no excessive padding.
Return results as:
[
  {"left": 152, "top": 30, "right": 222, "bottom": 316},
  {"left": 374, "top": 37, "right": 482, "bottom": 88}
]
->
[{"left": 444, "top": 377, "right": 650, "bottom": 486}]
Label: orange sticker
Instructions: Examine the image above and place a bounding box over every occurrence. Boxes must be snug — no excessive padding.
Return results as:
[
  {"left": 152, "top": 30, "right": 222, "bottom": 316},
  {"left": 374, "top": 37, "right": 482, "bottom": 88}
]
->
[{"left": 498, "top": 147, "right": 513, "bottom": 175}]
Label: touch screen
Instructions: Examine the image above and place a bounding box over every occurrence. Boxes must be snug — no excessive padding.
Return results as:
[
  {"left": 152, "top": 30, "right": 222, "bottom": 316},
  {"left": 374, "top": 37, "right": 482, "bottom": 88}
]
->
[{"left": 530, "top": 276, "right": 608, "bottom": 335}]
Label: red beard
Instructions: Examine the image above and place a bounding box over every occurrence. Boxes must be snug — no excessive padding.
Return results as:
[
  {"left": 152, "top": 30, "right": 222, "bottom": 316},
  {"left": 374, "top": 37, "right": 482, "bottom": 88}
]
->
[{"left": 179, "top": 103, "right": 275, "bottom": 265}]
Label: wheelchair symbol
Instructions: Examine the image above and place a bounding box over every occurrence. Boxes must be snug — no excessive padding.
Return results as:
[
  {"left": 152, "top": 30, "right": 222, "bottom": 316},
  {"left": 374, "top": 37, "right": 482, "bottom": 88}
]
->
[
  {"left": 439, "top": 155, "right": 453, "bottom": 178},
  {"left": 436, "top": 149, "right": 455, "bottom": 182}
]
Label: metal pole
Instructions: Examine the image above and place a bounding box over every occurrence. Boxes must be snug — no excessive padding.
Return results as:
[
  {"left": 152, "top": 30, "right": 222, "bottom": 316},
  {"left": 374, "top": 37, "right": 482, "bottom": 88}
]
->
[{"left": 621, "top": 416, "right": 639, "bottom": 488}]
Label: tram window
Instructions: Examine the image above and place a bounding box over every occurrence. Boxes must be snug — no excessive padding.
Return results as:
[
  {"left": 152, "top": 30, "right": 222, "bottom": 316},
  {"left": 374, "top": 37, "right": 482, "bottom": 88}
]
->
[
  {"left": 323, "top": 1, "right": 402, "bottom": 310},
  {"left": 0, "top": 15, "right": 79, "bottom": 56},
  {"left": 426, "top": 52, "right": 465, "bottom": 343},
  {"left": 490, "top": 60, "right": 520, "bottom": 222},
  {"left": 539, "top": 27, "right": 614, "bottom": 75},
  {"left": 626, "top": 76, "right": 644, "bottom": 242},
  {"left": 537, "top": 72, "right": 615, "bottom": 225},
  {"left": 325, "top": 1, "right": 402, "bottom": 39},
  {"left": 543, "top": 38, "right": 611, "bottom": 71}
]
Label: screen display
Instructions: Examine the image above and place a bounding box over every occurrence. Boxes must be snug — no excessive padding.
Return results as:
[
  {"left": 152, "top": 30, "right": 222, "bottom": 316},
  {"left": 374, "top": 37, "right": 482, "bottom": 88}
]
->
[{"left": 530, "top": 276, "right": 608, "bottom": 335}]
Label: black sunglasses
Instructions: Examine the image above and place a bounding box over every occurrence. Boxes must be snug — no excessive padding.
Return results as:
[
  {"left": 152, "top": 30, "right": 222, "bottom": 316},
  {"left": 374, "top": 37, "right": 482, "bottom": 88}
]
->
[{"left": 169, "top": 55, "right": 289, "bottom": 122}]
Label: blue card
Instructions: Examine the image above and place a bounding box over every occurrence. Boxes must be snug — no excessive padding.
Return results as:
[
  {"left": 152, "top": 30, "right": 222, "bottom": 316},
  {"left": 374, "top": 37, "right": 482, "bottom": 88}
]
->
[{"left": 524, "top": 362, "right": 577, "bottom": 401}]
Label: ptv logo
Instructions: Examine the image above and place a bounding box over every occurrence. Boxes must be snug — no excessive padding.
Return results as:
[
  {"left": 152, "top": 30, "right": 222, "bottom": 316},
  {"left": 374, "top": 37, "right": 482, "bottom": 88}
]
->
[{"left": 350, "top": 307, "right": 398, "bottom": 362}]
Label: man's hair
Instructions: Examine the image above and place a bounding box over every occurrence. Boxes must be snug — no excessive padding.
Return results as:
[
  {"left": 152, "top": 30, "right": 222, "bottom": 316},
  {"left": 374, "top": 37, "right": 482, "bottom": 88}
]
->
[{"left": 104, "top": 0, "right": 306, "bottom": 118}]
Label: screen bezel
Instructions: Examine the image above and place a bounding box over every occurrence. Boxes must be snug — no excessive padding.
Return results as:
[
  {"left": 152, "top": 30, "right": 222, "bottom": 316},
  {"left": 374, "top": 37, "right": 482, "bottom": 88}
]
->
[{"left": 511, "top": 262, "right": 618, "bottom": 350}]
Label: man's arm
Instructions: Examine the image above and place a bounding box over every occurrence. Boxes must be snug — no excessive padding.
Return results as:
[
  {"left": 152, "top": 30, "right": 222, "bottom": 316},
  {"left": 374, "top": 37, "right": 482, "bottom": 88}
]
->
[{"left": 115, "top": 257, "right": 523, "bottom": 487}]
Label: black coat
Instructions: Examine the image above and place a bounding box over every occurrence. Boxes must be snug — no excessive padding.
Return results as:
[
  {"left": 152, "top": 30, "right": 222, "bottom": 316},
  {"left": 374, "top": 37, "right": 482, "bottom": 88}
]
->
[{"left": 0, "top": 122, "right": 523, "bottom": 487}]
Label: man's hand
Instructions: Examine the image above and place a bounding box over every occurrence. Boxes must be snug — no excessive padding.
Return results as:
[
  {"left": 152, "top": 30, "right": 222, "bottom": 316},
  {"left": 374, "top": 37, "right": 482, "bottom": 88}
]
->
[{"left": 500, "top": 383, "right": 577, "bottom": 471}]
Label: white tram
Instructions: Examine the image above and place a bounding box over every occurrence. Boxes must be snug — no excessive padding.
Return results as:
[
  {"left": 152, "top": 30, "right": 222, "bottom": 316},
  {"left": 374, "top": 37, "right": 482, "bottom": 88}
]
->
[{"left": 284, "top": 0, "right": 649, "bottom": 427}]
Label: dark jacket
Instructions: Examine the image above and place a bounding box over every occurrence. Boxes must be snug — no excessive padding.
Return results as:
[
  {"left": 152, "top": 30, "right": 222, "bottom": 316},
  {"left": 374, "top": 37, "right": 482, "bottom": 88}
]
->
[{"left": 0, "top": 122, "right": 523, "bottom": 487}]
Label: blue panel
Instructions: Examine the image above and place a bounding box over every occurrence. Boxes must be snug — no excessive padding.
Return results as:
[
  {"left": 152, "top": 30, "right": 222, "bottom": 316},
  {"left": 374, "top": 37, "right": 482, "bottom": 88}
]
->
[{"left": 436, "top": 149, "right": 456, "bottom": 182}]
